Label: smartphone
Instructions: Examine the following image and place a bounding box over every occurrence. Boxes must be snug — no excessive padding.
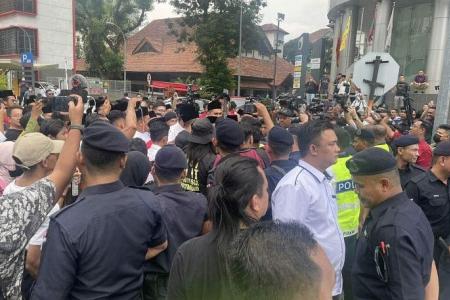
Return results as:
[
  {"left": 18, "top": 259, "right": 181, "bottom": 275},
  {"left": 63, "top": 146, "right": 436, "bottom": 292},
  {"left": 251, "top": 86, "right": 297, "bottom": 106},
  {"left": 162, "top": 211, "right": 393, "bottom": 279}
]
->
[{"left": 52, "top": 96, "right": 78, "bottom": 112}]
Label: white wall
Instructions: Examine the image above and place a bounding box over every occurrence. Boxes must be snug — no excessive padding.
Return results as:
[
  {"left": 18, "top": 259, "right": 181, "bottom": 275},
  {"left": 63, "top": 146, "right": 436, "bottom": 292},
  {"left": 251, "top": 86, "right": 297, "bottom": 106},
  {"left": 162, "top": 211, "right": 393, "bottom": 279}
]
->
[
  {"left": 264, "top": 31, "right": 285, "bottom": 57},
  {"left": 0, "top": 0, "right": 74, "bottom": 69}
]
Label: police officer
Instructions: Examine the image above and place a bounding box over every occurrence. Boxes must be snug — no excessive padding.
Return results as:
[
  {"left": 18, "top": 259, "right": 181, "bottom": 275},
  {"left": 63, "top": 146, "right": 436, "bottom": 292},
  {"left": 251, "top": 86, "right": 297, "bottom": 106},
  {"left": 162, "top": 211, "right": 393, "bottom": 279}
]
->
[
  {"left": 144, "top": 145, "right": 208, "bottom": 300},
  {"left": 392, "top": 135, "right": 426, "bottom": 189},
  {"left": 328, "top": 127, "right": 361, "bottom": 300},
  {"left": 263, "top": 126, "right": 297, "bottom": 220},
  {"left": 405, "top": 141, "right": 450, "bottom": 299},
  {"left": 348, "top": 148, "right": 434, "bottom": 299},
  {"left": 31, "top": 121, "right": 168, "bottom": 299}
]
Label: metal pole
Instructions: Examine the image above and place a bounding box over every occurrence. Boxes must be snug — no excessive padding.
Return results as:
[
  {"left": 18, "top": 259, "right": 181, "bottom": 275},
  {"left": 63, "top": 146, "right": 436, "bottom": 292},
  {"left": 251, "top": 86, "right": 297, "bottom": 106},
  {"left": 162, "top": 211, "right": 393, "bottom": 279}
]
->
[
  {"left": 107, "top": 22, "right": 127, "bottom": 94},
  {"left": 237, "top": 0, "right": 243, "bottom": 97},
  {"left": 272, "top": 18, "right": 281, "bottom": 103},
  {"left": 433, "top": 5, "right": 450, "bottom": 130},
  {"left": 16, "top": 26, "right": 33, "bottom": 93}
]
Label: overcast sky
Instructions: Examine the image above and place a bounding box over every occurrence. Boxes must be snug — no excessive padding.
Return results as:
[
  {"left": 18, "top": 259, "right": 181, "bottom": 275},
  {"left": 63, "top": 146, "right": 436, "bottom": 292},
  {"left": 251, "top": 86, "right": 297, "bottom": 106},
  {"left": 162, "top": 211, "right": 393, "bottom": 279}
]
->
[{"left": 146, "top": 0, "right": 330, "bottom": 41}]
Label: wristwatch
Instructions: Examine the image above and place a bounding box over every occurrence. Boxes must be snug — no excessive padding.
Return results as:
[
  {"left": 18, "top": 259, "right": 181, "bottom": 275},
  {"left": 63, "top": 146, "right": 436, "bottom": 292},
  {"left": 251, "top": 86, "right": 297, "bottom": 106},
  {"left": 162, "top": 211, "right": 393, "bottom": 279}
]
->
[{"left": 69, "top": 124, "right": 84, "bottom": 133}]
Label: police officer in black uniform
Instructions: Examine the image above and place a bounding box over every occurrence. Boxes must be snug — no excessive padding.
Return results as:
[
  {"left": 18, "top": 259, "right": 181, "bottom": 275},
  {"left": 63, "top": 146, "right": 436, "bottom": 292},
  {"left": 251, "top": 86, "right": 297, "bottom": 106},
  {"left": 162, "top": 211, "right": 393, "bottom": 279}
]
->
[
  {"left": 392, "top": 135, "right": 426, "bottom": 189},
  {"left": 405, "top": 141, "right": 450, "bottom": 299},
  {"left": 31, "top": 121, "right": 168, "bottom": 299},
  {"left": 263, "top": 126, "right": 297, "bottom": 220},
  {"left": 143, "top": 145, "right": 208, "bottom": 300},
  {"left": 347, "top": 148, "right": 434, "bottom": 299}
]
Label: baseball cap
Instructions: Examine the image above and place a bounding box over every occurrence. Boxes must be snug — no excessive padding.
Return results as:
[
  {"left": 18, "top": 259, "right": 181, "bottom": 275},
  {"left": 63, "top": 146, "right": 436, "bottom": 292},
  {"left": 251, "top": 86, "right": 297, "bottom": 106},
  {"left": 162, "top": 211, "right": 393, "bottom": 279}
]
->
[{"left": 13, "top": 133, "right": 64, "bottom": 168}]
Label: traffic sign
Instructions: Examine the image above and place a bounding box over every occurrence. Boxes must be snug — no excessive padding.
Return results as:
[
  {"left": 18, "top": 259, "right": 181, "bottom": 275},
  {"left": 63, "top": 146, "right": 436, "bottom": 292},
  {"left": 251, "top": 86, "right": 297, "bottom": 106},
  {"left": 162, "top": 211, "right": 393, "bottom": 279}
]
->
[
  {"left": 353, "top": 52, "right": 399, "bottom": 98},
  {"left": 146, "top": 73, "right": 152, "bottom": 85},
  {"left": 21, "top": 52, "right": 34, "bottom": 65}
]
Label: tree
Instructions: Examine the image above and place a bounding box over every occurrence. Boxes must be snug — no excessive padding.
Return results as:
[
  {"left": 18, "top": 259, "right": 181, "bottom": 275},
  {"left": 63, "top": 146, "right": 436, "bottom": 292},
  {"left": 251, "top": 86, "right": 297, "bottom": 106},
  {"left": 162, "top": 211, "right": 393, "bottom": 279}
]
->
[
  {"left": 76, "top": 0, "right": 156, "bottom": 79},
  {"left": 169, "top": 0, "right": 267, "bottom": 94}
]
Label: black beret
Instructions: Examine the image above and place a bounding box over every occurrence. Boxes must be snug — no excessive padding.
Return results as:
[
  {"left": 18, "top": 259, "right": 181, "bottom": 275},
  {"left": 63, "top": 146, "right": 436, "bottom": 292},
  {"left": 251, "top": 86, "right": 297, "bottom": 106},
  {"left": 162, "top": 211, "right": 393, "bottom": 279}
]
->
[
  {"left": 354, "top": 128, "right": 375, "bottom": 142},
  {"left": 278, "top": 108, "right": 294, "bottom": 117},
  {"left": 177, "top": 103, "right": 198, "bottom": 122},
  {"left": 346, "top": 147, "right": 397, "bottom": 176},
  {"left": 208, "top": 100, "right": 222, "bottom": 111},
  {"left": 434, "top": 141, "right": 450, "bottom": 156},
  {"left": 215, "top": 118, "right": 244, "bottom": 148},
  {"left": 155, "top": 145, "right": 187, "bottom": 171},
  {"left": 392, "top": 135, "right": 419, "bottom": 149},
  {"left": 83, "top": 121, "right": 129, "bottom": 153},
  {"left": 164, "top": 111, "right": 177, "bottom": 122},
  {"left": 268, "top": 126, "right": 293, "bottom": 147}
]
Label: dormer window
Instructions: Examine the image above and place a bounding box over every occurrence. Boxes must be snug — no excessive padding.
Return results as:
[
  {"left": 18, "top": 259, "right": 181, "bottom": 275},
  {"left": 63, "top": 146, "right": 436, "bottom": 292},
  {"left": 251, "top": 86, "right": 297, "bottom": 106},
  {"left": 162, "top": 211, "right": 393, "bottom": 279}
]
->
[{"left": 132, "top": 40, "right": 157, "bottom": 54}]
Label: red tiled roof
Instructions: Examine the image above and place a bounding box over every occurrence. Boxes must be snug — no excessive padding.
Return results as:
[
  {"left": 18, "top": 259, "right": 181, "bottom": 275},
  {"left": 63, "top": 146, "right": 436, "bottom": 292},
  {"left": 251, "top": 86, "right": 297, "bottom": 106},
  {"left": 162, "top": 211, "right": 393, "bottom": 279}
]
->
[
  {"left": 77, "top": 18, "right": 294, "bottom": 86},
  {"left": 261, "top": 23, "right": 289, "bottom": 35}
]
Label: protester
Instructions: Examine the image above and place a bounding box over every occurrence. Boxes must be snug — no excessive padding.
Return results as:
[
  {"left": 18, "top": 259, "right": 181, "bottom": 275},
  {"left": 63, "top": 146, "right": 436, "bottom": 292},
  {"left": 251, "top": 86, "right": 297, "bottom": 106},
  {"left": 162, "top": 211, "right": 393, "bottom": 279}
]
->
[
  {"left": 40, "top": 118, "right": 68, "bottom": 140},
  {"left": 272, "top": 120, "right": 345, "bottom": 298},
  {"left": 182, "top": 118, "right": 216, "bottom": 195},
  {"left": 144, "top": 145, "right": 208, "bottom": 299},
  {"left": 31, "top": 121, "right": 168, "bottom": 299},
  {"left": 167, "top": 155, "right": 268, "bottom": 299},
  {"left": 174, "top": 103, "right": 198, "bottom": 149},
  {"left": 0, "top": 95, "right": 84, "bottom": 299},
  {"left": 148, "top": 117, "right": 170, "bottom": 162},
  {"left": 352, "top": 128, "right": 375, "bottom": 152},
  {"left": 0, "top": 141, "right": 16, "bottom": 196},
  {"left": 5, "top": 105, "right": 23, "bottom": 141},
  {"left": 228, "top": 221, "right": 334, "bottom": 300},
  {"left": 348, "top": 147, "right": 435, "bottom": 299},
  {"left": 120, "top": 151, "right": 151, "bottom": 187},
  {"left": 134, "top": 106, "right": 151, "bottom": 144},
  {"left": 410, "top": 119, "right": 433, "bottom": 169},
  {"left": 153, "top": 101, "right": 167, "bottom": 117}
]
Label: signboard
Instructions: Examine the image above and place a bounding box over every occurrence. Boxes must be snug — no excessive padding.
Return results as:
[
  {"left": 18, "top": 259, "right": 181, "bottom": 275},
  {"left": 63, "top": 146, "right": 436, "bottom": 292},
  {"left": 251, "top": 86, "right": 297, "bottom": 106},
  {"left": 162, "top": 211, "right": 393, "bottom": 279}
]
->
[
  {"left": 310, "top": 63, "right": 321, "bottom": 70},
  {"left": 293, "top": 55, "right": 303, "bottom": 89},
  {"left": 310, "top": 58, "right": 321, "bottom": 64},
  {"left": 353, "top": 52, "right": 400, "bottom": 98},
  {"left": 21, "top": 52, "right": 33, "bottom": 65}
]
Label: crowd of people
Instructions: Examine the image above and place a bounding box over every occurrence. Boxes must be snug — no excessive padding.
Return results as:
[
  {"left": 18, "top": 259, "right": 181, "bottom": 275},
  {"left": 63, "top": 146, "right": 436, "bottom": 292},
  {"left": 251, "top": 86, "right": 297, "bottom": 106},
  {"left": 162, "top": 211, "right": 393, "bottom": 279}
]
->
[{"left": 0, "top": 71, "right": 449, "bottom": 300}]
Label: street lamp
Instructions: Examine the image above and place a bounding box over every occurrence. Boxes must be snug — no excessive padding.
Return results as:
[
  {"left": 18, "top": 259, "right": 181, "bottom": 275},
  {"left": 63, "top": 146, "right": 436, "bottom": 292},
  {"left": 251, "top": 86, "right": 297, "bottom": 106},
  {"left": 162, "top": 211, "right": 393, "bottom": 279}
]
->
[
  {"left": 16, "top": 26, "right": 34, "bottom": 92},
  {"left": 237, "top": 0, "right": 244, "bottom": 97},
  {"left": 272, "top": 13, "right": 285, "bottom": 104},
  {"left": 106, "top": 22, "right": 127, "bottom": 94}
]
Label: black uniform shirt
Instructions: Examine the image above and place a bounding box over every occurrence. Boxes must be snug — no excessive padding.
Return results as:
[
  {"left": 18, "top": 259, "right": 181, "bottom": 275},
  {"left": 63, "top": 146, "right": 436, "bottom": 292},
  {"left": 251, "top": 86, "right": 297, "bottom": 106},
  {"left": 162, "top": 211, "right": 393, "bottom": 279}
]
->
[
  {"left": 405, "top": 171, "right": 450, "bottom": 238},
  {"left": 262, "top": 159, "right": 298, "bottom": 220},
  {"left": 398, "top": 164, "right": 426, "bottom": 189},
  {"left": 352, "top": 192, "right": 434, "bottom": 300},
  {"left": 146, "top": 184, "right": 207, "bottom": 274},
  {"left": 31, "top": 181, "right": 167, "bottom": 299}
]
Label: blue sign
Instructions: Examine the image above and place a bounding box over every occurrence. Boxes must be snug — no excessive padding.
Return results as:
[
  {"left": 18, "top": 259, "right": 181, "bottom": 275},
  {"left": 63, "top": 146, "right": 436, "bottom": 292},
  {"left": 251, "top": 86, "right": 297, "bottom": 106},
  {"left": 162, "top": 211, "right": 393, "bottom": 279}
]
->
[{"left": 21, "top": 52, "right": 33, "bottom": 65}]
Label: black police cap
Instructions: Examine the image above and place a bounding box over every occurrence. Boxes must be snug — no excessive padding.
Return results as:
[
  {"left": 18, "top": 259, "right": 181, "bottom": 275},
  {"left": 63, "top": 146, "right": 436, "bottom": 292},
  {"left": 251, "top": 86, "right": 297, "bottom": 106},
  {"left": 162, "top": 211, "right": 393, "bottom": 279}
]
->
[
  {"left": 268, "top": 126, "right": 293, "bottom": 147},
  {"left": 155, "top": 145, "right": 188, "bottom": 171},
  {"left": 83, "top": 121, "right": 129, "bottom": 153},
  {"left": 215, "top": 118, "right": 244, "bottom": 148},
  {"left": 346, "top": 147, "right": 397, "bottom": 176},
  {"left": 392, "top": 135, "right": 419, "bottom": 149},
  {"left": 434, "top": 141, "right": 450, "bottom": 156}
]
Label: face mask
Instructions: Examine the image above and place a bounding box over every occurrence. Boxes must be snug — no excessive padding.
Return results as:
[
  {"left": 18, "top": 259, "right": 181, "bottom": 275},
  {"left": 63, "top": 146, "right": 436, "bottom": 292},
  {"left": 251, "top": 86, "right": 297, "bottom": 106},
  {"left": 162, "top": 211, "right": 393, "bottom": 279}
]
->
[
  {"left": 207, "top": 116, "right": 218, "bottom": 124},
  {"left": 433, "top": 134, "right": 441, "bottom": 144},
  {"left": 9, "top": 167, "right": 23, "bottom": 178}
]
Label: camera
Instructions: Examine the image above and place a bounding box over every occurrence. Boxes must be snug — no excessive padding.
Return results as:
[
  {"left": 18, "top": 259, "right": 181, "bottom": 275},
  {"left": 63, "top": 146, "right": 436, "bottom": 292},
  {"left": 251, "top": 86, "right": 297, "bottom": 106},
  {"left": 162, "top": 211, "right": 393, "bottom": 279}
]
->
[{"left": 52, "top": 96, "right": 78, "bottom": 112}]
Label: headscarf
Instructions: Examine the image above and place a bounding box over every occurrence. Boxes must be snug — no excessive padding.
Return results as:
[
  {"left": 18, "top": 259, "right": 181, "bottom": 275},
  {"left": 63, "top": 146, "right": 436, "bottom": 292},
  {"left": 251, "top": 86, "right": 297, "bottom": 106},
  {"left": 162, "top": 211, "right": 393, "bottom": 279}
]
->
[
  {"left": 0, "top": 142, "right": 16, "bottom": 195},
  {"left": 120, "top": 151, "right": 151, "bottom": 187}
]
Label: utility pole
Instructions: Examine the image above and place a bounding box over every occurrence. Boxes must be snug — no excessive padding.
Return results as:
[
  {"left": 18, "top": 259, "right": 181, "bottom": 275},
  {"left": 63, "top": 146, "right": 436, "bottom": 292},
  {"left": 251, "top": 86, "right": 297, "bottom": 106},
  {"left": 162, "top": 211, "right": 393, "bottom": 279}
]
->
[
  {"left": 272, "top": 13, "right": 285, "bottom": 104},
  {"left": 237, "top": 0, "right": 243, "bottom": 97},
  {"left": 434, "top": 10, "right": 450, "bottom": 130}
]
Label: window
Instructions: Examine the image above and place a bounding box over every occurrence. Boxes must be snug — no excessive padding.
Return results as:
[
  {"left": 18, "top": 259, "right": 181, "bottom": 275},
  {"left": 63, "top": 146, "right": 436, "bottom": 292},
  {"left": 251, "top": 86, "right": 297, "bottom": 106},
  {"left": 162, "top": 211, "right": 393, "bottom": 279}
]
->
[
  {"left": 0, "top": 27, "right": 37, "bottom": 56},
  {"left": 132, "top": 41, "right": 157, "bottom": 54},
  {"left": 390, "top": 2, "right": 433, "bottom": 80},
  {"left": 0, "top": 0, "right": 35, "bottom": 14}
]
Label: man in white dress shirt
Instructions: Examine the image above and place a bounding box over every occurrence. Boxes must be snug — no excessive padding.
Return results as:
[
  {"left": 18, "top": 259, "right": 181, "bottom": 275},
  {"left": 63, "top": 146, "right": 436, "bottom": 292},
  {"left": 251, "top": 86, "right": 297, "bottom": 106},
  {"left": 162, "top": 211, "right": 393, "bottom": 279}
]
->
[{"left": 272, "top": 120, "right": 345, "bottom": 298}]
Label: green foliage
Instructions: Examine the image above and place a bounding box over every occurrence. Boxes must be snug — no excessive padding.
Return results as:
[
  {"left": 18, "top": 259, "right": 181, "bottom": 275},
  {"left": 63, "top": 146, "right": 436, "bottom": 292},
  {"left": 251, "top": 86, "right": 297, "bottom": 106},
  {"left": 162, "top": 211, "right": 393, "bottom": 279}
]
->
[
  {"left": 169, "top": 0, "right": 266, "bottom": 93},
  {"left": 76, "top": 0, "right": 155, "bottom": 79},
  {"left": 0, "top": 73, "right": 7, "bottom": 90},
  {"left": 283, "top": 37, "right": 300, "bottom": 64}
]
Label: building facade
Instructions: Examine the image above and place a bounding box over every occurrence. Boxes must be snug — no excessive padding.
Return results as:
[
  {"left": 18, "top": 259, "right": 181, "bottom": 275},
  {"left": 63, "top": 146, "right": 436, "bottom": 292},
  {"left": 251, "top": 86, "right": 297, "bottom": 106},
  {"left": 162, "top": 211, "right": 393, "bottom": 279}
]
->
[
  {"left": 0, "top": 0, "right": 75, "bottom": 89},
  {"left": 328, "top": 0, "right": 449, "bottom": 95}
]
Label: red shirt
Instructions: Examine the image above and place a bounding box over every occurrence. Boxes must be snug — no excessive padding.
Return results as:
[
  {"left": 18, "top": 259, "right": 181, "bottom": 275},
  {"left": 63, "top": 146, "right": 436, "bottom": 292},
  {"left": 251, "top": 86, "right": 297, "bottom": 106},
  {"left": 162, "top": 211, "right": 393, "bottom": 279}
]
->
[{"left": 416, "top": 139, "right": 432, "bottom": 169}]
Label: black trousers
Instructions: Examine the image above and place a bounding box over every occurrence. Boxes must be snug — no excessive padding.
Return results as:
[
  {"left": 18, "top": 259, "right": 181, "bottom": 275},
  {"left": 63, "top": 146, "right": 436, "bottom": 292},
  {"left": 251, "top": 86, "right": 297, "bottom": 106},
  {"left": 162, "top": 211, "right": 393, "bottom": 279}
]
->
[
  {"left": 434, "top": 237, "right": 450, "bottom": 300},
  {"left": 142, "top": 273, "right": 169, "bottom": 300},
  {"left": 342, "top": 234, "right": 357, "bottom": 300}
]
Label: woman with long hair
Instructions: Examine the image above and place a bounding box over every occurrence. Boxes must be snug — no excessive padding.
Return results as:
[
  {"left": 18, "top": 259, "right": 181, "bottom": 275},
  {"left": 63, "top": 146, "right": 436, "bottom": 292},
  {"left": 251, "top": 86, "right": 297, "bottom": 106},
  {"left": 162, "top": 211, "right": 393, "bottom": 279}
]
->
[
  {"left": 167, "top": 155, "right": 269, "bottom": 300},
  {"left": 181, "top": 118, "right": 216, "bottom": 195}
]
